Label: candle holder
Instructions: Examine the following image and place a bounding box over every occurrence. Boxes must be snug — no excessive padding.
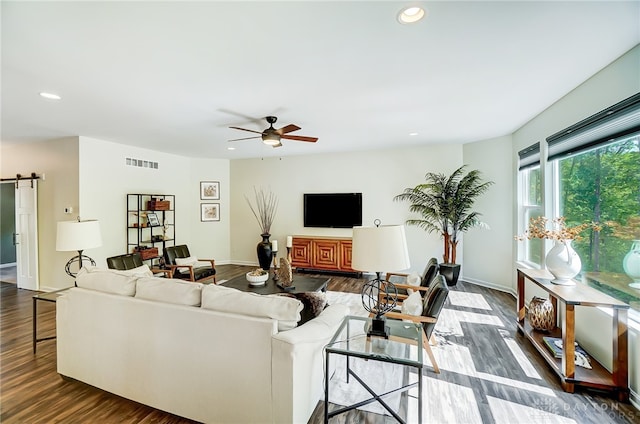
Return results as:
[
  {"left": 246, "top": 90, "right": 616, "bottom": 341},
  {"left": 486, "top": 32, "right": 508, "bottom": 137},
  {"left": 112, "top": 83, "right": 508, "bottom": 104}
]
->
[
  {"left": 286, "top": 246, "right": 292, "bottom": 263},
  {"left": 272, "top": 251, "right": 279, "bottom": 281}
]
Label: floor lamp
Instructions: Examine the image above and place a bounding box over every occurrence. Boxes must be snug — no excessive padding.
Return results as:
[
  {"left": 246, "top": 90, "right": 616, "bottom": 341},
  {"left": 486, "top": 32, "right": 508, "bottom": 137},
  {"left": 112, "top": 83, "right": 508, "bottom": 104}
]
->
[
  {"left": 56, "top": 218, "right": 102, "bottom": 278},
  {"left": 352, "top": 220, "right": 411, "bottom": 338}
]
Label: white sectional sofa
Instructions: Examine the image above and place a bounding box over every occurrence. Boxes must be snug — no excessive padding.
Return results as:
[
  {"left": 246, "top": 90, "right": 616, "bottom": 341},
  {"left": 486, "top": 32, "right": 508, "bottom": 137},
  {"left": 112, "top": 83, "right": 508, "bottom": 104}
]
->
[{"left": 57, "top": 267, "right": 348, "bottom": 423}]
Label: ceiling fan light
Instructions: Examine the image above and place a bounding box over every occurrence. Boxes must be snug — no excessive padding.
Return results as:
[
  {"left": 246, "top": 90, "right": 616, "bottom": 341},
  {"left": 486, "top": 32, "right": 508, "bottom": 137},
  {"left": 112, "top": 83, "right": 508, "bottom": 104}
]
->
[{"left": 262, "top": 134, "right": 281, "bottom": 145}]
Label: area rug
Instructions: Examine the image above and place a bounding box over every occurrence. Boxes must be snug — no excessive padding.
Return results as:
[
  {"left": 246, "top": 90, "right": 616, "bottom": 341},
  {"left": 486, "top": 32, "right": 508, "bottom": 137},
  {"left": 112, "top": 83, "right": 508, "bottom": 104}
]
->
[{"left": 324, "top": 291, "right": 407, "bottom": 416}]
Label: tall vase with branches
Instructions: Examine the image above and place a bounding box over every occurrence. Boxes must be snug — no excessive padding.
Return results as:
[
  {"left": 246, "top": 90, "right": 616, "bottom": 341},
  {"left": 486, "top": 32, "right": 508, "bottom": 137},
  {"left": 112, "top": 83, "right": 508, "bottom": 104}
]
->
[{"left": 246, "top": 187, "right": 279, "bottom": 270}]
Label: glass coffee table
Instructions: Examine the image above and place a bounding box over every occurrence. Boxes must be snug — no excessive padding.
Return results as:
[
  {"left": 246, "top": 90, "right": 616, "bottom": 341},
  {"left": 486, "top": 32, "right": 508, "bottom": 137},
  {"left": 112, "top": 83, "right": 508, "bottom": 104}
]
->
[
  {"left": 324, "top": 315, "right": 424, "bottom": 423},
  {"left": 33, "top": 287, "right": 73, "bottom": 353}
]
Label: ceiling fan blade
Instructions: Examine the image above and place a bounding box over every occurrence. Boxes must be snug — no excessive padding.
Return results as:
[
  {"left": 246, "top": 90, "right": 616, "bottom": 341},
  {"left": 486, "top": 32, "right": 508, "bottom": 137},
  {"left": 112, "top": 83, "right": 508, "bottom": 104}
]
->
[
  {"left": 229, "top": 126, "right": 263, "bottom": 135},
  {"left": 277, "top": 124, "right": 301, "bottom": 135},
  {"left": 228, "top": 136, "right": 261, "bottom": 142},
  {"left": 281, "top": 134, "right": 318, "bottom": 143}
]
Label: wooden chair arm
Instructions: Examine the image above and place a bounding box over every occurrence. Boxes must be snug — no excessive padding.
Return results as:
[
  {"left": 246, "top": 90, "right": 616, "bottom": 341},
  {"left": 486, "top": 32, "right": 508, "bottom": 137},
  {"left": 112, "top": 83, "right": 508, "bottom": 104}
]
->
[
  {"left": 165, "top": 264, "right": 195, "bottom": 281},
  {"left": 386, "top": 272, "right": 409, "bottom": 281},
  {"left": 197, "top": 259, "right": 215, "bottom": 267},
  {"left": 392, "top": 283, "right": 429, "bottom": 292},
  {"left": 384, "top": 311, "right": 437, "bottom": 324}
]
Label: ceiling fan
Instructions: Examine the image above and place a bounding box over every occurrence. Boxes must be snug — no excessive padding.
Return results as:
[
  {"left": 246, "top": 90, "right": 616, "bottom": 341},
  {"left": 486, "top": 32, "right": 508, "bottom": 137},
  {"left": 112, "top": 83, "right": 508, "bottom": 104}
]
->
[{"left": 228, "top": 116, "right": 318, "bottom": 148}]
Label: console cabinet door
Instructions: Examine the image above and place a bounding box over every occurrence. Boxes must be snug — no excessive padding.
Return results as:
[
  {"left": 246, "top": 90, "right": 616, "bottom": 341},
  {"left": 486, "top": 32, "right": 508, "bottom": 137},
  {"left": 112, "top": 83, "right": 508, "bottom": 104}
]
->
[
  {"left": 291, "top": 238, "right": 313, "bottom": 268},
  {"left": 339, "top": 240, "right": 353, "bottom": 271},
  {"left": 312, "top": 239, "right": 340, "bottom": 270}
]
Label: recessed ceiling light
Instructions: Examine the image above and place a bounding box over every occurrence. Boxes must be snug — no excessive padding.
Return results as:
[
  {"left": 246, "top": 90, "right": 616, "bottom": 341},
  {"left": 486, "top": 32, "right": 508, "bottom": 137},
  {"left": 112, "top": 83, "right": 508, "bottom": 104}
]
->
[
  {"left": 39, "top": 92, "right": 61, "bottom": 100},
  {"left": 409, "top": 132, "right": 419, "bottom": 136},
  {"left": 398, "top": 6, "right": 426, "bottom": 24},
  {"left": 227, "top": 147, "right": 236, "bottom": 150}
]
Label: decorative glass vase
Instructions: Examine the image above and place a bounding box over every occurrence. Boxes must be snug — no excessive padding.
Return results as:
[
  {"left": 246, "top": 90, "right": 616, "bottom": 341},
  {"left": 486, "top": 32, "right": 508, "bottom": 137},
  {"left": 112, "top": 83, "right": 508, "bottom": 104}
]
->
[
  {"left": 545, "top": 240, "right": 581, "bottom": 285},
  {"left": 623, "top": 240, "right": 640, "bottom": 289}
]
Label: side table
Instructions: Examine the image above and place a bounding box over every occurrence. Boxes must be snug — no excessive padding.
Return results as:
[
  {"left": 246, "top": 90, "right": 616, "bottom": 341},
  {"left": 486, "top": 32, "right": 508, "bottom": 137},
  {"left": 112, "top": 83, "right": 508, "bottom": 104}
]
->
[
  {"left": 33, "top": 287, "right": 73, "bottom": 354},
  {"left": 324, "top": 315, "right": 424, "bottom": 423}
]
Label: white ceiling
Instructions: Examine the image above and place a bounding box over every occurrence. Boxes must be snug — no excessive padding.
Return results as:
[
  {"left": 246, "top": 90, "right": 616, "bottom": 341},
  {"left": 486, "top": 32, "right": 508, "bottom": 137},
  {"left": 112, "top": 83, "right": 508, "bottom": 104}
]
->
[{"left": 2, "top": 1, "right": 639, "bottom": 159}]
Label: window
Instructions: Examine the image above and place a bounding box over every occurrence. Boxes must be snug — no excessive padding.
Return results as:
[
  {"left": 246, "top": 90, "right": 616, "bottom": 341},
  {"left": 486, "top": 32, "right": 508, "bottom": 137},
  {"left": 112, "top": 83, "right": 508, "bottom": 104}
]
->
[
  {"left": 525, "top": 92, "right": 640, "bottom": 316},
  {"left": 554, "top": 133, "right": 640, "bottom": 314},
  {"left": 520, "top": 165, "right": 543, "bottom": 265},
  {"left": 518, "top": 143, "right": 543, "bottom": 266}
]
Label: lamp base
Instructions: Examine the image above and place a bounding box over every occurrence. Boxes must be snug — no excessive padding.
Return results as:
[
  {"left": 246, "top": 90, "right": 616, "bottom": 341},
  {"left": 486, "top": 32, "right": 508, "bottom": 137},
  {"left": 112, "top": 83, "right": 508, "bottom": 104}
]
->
[
  {"left": 64, "top": 252, "right": 96, "bottom": 278},
  {"left": 367, "top": 315, "right": 390, "bottom": 339}
]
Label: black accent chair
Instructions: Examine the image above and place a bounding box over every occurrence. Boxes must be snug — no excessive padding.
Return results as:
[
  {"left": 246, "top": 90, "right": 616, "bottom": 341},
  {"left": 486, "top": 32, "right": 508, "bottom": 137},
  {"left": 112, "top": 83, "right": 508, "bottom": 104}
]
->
[
  {"left": 385, "top": 257, "right": 439, "bottom": 305},
  {"left": 106, "top": 252, "right": 172, "bottom": 277},
  {"left": 377, "top": 274, "right": 450, "bottom": 373},
  {"left": 106, "top": 253, "right": 144, "bottom": 270},
  {"left": 163, "top": 245, "right": 216, "bottom": 283}
]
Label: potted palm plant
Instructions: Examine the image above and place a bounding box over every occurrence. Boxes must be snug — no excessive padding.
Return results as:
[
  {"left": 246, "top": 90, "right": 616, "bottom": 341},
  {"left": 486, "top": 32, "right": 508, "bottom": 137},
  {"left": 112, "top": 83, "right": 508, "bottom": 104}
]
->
[{"left": 394, "top": 165, "right": 493, "bottom": 285}]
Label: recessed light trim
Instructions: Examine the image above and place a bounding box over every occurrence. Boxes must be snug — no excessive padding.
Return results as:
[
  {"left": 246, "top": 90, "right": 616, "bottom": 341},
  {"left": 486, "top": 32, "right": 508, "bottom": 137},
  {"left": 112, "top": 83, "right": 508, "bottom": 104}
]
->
[
  {"left": 398, "top": 6, "right": 426, "bottom": 24},
  {"left": 39, "top": 92, "right": 62, "bottom": 100}
]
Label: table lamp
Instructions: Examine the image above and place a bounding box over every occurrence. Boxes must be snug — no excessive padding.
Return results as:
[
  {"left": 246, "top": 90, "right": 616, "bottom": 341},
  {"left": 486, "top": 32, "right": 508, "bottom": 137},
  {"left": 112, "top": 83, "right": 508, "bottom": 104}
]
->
[
  {"left": 56, "top": 217, "right": 102, "bottom": 277},
  {"left": 352, "top": 220, "right": 410, "bottom": 338}
]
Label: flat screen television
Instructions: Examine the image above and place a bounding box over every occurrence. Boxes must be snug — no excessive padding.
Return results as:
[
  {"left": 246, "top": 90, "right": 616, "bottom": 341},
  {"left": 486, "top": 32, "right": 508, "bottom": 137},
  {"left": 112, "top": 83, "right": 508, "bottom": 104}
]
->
[{"left": 304, "top": 193, "right": 363, "bottom": 228}]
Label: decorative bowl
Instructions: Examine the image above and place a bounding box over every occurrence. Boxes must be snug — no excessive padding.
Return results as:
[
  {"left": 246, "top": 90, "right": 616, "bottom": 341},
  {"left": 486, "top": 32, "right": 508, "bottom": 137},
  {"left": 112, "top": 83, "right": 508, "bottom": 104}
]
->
[{"left": 246, "top": 271, "right": 268, "bottom": 286}]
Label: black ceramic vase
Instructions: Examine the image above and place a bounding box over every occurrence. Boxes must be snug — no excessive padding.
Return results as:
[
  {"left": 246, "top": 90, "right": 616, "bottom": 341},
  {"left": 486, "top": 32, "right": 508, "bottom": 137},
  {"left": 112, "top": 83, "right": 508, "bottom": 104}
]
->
[
  {"left": 257, "top": 233, "right": 273, "bottom": 271},
  {"left": 439, "top": 263, "right": 461, "bottom": 286}
]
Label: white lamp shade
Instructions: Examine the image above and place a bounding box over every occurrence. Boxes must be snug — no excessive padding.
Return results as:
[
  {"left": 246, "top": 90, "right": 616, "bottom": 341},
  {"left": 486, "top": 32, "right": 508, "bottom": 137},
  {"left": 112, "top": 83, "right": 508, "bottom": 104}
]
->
[
  {"left": 351, "top": 225, "right": 410, "bottom": 272},
  {"left": 56, "top": 220, "right": 102, "bottom": 251}
]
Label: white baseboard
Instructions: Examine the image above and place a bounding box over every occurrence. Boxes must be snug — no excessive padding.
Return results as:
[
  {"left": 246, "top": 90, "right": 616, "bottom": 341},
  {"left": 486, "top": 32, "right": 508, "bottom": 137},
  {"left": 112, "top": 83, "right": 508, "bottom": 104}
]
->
[{"left": 461, "top": 275, "right": 517, "bottom": 298}]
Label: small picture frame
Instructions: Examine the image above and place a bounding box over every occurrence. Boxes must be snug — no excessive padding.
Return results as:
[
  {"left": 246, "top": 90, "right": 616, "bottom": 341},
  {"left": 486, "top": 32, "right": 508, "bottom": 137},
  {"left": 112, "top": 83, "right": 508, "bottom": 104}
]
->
[
  {"left": 200, "top": 181, "right": 220, "bottom": 200},
  {"left": 201, "top": 203, "right": 220, "bottom": 222},
  {"left": 147, "top": 212, "right": 160, "bottom": 226}
]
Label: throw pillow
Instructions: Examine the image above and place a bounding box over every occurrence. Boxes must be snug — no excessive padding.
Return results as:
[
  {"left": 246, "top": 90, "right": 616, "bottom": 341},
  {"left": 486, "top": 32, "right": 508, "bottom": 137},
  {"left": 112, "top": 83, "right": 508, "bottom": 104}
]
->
[
  {"left": 117, "top": 264, "right": 153, "bottom": 277},
  {"left": 174, "top": 256, "right": 197, "bottom": 274},
  {"left": 405, "top": 272, "right": 422, "bottom": 295},
  {"left": 401, "top": 290, "right": 423, "bottom": 316},
  {"left": 277, "top": 291, "right": 328, "bottom": 326}
]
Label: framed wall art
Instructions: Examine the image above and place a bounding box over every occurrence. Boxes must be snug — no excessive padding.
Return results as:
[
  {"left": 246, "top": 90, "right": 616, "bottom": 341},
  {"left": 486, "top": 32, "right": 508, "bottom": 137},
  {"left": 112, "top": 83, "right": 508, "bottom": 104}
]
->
[
  {"left": 201, "top": 203, "right": 220, "bottom": 222},
  {"left": 200, "top": 181, "right": 220, "bottom": 200}
]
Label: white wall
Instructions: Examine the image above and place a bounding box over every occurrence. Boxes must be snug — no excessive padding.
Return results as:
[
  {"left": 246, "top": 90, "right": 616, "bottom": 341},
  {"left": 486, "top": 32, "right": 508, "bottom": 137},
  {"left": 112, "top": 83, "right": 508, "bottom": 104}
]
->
[
  {"left": 78, "top": 137, "right": 231, "bottom": 275},
  {"left": 230, "top": 144, "right": 463, "bottom": 273},
  {"left": 511, "top": 44, "right": 640, "bottom": 407},
  {"left": 0, "top": 137, "right": 79, "bottom": 289},
  {"left": 462, "top": 135, "right": 514, "bottom": 292}
]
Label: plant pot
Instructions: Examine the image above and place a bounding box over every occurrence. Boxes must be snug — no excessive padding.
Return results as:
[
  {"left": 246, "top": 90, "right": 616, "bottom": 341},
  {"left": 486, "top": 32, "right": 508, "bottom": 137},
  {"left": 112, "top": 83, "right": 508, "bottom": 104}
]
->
[
  {"left": 439, "top": 263, "right": 461, "bottom": 286},
  {"left": 256, "top": 233, "right": 273, "bottom": 271}
]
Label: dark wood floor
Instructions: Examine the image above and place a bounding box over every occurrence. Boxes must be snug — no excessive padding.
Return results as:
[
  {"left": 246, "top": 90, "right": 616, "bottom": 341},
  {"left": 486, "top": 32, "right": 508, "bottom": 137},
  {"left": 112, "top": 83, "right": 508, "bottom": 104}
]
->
[{"left": 1, "top": 265, "right": 638, "bottom": 423}]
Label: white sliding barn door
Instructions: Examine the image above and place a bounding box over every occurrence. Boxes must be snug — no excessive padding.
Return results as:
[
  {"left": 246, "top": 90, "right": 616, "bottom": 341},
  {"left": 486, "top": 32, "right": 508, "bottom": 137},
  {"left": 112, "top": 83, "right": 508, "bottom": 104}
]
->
[{"left": 15, "top": 179, "right": 39, "bottom": 290}]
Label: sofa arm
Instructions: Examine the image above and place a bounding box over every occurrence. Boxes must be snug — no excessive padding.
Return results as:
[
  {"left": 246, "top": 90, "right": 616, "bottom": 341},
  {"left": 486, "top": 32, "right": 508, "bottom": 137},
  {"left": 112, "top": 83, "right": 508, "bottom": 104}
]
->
[{"left": 271, "top": 304, "right": 348, "bottom": 424}]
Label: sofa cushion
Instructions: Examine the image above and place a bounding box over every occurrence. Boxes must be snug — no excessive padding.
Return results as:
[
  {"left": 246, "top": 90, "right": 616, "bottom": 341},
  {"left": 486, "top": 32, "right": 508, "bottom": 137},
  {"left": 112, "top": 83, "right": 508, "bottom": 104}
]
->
[
  {"left": 201, "top": 284, "right": 303, "bottom": 331},
  {"left": 75, "top": 267, "right": 137, "bottom": 296},
  {"left": 117, "top": 264, "right": 154, "bottom": 277},
  {"left": 135, "top": 277, "right": 203, "bottom": 306}
]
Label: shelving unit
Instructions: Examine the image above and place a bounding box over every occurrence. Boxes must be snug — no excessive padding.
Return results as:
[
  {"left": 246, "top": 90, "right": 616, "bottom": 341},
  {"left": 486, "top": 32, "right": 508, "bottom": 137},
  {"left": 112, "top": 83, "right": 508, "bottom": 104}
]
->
[
  {"left": 127, "top": 194, "right": 175, "bottom": 266},
  {"left": 516, "top": 268, "right": 629, "bottom": 401}
]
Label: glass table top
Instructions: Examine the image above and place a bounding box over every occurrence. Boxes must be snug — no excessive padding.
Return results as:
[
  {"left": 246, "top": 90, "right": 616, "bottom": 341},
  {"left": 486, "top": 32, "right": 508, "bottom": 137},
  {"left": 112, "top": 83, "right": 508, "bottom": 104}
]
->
[
  {"left": 32, "top": 287, "right": 73, "bottom": 302},
  {"left": 326, "top": 315, "right": 424, "bottom": 367}
]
